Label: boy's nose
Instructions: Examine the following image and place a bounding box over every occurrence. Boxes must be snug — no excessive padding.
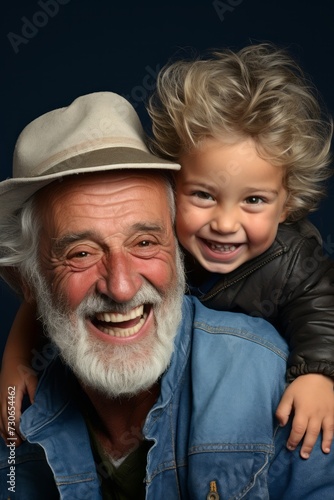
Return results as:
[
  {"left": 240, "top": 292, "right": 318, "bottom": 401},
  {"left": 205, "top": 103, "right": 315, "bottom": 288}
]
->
[{"left": 210, "top": 208, "right": 240, "bottom": 234}]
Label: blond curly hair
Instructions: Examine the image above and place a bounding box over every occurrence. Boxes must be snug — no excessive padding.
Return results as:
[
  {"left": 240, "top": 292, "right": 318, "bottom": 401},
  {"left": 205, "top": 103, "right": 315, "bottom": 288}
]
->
[{"left": 148, "top": 43, "right": 333, "bottom": 221}]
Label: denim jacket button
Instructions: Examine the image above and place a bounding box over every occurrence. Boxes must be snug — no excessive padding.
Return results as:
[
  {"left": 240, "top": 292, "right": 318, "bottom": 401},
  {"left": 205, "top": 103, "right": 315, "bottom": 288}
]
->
[
  {"left": 207, "top": 494, "right": 219, "bottom": 500},
  {"left": 206, "top": 480, "right": 220, "bottom": 499}
]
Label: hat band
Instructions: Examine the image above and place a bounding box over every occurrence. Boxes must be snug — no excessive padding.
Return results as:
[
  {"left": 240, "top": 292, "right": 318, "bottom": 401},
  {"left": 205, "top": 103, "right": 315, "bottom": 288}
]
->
[{"left": 32, "top": 147, "right": 172, "bottom": 178}]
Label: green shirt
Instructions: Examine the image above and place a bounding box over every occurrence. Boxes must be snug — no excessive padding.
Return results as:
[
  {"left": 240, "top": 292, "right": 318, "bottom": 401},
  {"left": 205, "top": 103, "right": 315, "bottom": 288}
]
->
[
  {"left": 87, "top": 416, "right": 151, "bottom": 500},
  {"left": 72, "top": 380, "right": 151, "bottom": 499}
]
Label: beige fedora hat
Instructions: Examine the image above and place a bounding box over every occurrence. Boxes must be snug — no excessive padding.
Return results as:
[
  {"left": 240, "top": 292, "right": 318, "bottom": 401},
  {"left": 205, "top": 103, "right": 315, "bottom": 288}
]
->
[{"left": 0, "top": 91, "right": 180, "bottom": 222}]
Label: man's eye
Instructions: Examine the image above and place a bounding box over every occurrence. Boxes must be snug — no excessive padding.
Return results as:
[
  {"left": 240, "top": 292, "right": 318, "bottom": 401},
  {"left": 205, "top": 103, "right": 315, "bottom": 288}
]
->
[
  {"left": 76, "top": 251, "right": 89, "bottom": 257},
  {"left": 68, "top": 251, "right": 90, "bottom": 259},
  {"left": 138, "top": 240, "right": 153, "bottom": 247},
  {"left": 64, "top": 249, "right": 98, "bottom": 270},
  {"left": 131, "top": 236, "right": 161, "bottom": 259}
]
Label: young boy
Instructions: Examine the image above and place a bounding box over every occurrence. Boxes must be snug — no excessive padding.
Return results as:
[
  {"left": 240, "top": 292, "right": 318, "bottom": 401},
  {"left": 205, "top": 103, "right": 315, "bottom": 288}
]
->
[
  {"left": 147, "top": 43, "right": 334, "bottom": 459},
  {"left": 1, "top": 44, "right": 334, "bottom": 460}
]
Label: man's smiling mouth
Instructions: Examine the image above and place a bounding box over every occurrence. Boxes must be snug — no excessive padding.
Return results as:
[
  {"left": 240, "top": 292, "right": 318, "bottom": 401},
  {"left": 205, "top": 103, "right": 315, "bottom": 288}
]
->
[{"left": 93, "top": 305, "right": 149, "bottom": 337}]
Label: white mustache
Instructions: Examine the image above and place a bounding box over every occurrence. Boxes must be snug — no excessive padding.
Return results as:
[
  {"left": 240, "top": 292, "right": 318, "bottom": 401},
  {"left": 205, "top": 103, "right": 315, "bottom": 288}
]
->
[{"left": 76, "top": 281, "right": 163, "bottom": 318}]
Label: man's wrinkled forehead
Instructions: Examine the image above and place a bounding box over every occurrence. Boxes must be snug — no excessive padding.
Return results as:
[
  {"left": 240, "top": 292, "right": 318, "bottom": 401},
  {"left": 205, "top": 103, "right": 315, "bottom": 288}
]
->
[
  {"left": 34, "top": 168, "right": 171, "bottom": 202},
  {"left": 33, "top": 170, "right": 175, "bottom": 247}
]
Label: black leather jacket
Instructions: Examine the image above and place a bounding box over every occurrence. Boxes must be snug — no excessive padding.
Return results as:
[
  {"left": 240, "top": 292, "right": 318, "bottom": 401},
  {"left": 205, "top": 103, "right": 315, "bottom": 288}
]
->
[{"left": 185, "top": 219, "right": 334, "bottom": 382}]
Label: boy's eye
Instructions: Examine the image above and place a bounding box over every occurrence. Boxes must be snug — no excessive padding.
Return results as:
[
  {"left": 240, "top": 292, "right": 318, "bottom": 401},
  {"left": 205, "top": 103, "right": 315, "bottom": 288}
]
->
[
  {"left": 192, "top": 191, "right": 214, "bottom": 201},
  {"left": 245, "top": 196, "right": 264, "bottom": 204}
]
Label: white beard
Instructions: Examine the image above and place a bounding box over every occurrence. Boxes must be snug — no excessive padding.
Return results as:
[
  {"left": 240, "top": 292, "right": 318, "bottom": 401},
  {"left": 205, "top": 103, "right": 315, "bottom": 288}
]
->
[{"left": 31, "top": 251, "right": 185, "bottom": 398}]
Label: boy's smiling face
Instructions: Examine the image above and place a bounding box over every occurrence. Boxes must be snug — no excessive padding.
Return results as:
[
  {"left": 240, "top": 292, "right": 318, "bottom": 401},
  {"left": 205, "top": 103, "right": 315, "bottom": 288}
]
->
[{"left": 176, "top": 137, "right": 288, "bottom": 274}]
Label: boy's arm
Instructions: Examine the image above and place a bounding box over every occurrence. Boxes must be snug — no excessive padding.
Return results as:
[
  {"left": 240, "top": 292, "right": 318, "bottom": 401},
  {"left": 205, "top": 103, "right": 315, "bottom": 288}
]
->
[
  {"left": 276, "top": 373, "right": 334, "bottom": 458},
  {"left": 277, "top": 236, "right": 334, "bottom": 458},
  {"left": 270, "top": 419, "right": 334, "bottom": 499},
  {"left": 279, "top": 238, "right": 334, "bottom": 381},
  {"left": 0, "top": 301, "right": 40, "bottom": 444}
]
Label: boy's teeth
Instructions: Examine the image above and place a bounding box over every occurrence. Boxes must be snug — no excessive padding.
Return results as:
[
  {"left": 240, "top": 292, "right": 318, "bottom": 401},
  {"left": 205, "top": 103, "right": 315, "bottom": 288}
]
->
[{"left": 210, "top": 243, "right": 237, "bottom": 251}]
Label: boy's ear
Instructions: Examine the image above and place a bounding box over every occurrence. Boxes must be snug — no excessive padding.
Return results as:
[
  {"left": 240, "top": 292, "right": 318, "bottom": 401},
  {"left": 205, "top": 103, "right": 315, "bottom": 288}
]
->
[
  {"left": 279, "top": 193, "right": 290, "bottom": 223},
  {"left": 279, "top": 208, "right": 289, "bottom": 223}
]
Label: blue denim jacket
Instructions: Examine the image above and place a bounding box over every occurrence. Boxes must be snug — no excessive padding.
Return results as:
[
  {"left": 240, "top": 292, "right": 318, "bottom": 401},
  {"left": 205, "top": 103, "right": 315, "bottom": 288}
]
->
[{"left": 1, "top": 296, "right": 333, "bottom": 499}]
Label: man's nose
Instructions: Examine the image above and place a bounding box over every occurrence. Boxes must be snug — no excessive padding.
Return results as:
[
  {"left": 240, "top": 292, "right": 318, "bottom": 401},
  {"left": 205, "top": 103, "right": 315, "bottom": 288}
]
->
[{"left": 96, "top": 252, "right": 143, "bottom": 303}]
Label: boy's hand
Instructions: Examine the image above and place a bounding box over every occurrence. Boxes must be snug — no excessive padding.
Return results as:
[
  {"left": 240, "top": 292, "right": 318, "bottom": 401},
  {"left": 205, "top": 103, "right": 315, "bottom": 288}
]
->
[
  {"left": 0, "top": 359, "right": 38, "bottom": 446},
  {"left": 276, "top": 373, "right": 334, "bottom": 459}
]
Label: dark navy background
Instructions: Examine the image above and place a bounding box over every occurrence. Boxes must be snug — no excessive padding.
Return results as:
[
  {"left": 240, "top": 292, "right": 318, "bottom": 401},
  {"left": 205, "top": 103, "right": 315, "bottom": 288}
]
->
[{"left": 1, "top": 0, "right": 334, "bottom": 353}]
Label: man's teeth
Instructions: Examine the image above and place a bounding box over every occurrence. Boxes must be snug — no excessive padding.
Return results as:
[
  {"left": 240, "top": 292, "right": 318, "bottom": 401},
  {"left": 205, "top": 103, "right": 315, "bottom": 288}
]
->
[
  {"left": 96, "top": 305, "right": 144, "bottom": 323},
  {"left": 209, "top": 242, "right": 237, "bottom": 252},
  {"left": 95, "top": 305, "right": 147, "bottom": 338},
  {"left": 100, "top": 315, "right": 147, "bottom": 337}
]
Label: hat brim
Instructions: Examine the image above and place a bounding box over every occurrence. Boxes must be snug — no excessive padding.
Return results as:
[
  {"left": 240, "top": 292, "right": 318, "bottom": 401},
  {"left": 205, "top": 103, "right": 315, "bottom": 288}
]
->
[{"left": 0, "top": 147, "right": 180, "bottom": 221}]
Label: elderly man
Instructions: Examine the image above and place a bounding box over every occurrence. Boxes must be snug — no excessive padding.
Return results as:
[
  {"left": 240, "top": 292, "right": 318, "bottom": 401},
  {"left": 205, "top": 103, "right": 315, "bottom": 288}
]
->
[{"left": 0, "top": 92, "right": 333, "bottom": 499}]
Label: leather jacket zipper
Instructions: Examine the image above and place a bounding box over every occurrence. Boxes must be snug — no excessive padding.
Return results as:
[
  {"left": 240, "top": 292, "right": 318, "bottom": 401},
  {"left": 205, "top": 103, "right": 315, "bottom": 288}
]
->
[{"left": 202, "top": 249, "right": 284, "bottom": 302}]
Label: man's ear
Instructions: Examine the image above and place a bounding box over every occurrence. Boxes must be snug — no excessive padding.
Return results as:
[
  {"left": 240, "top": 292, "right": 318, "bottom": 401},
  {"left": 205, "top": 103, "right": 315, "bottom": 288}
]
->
[
  {"left": 0, "top": 266, "right": 29, "bottom": 297},
  {"left": 21, "top": 278, "right": 36, "bottom": 304}
]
